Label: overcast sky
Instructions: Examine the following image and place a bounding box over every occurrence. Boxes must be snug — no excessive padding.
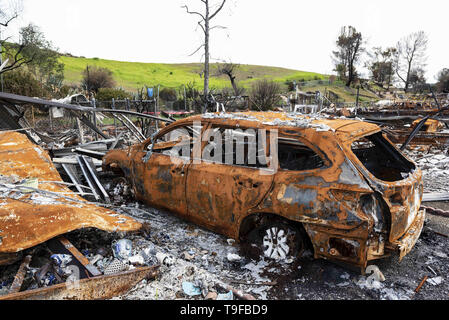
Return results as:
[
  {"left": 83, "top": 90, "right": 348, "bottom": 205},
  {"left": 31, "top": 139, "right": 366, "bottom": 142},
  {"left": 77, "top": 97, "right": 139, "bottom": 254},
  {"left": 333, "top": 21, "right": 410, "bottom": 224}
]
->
[{"left": 5, "top": 0, "right": 448, "bottom": 81}]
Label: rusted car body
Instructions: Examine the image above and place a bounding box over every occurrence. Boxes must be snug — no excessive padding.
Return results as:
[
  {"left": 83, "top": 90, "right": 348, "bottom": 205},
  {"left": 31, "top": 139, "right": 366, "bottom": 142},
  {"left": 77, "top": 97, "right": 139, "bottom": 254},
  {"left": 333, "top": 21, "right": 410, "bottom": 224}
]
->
[{"left": 103, "top": 112, "right": 424, "bottom": 271}]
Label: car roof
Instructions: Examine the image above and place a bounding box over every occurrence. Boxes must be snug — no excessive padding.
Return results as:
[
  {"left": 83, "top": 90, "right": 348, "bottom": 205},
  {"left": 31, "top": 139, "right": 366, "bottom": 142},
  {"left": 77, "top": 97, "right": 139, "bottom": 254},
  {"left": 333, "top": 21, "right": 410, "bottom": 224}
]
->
[{"left": 173, "top": 111, "right": 380, "bottom": 142}]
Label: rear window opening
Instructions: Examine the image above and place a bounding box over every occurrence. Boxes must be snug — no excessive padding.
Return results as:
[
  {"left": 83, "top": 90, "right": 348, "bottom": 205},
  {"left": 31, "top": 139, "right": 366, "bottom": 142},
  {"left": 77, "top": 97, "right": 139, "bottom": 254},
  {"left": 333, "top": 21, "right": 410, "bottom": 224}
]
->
[{"left": 351, "top": 133, "right": 415, "bottom": 182}]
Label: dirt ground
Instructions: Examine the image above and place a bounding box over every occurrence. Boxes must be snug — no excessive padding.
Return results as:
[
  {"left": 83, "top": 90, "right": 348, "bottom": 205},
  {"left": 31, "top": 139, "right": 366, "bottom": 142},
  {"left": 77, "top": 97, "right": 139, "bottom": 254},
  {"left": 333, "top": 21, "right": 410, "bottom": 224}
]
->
[{"left": 104, "top": 199, "right": 448, "bottom": 301}]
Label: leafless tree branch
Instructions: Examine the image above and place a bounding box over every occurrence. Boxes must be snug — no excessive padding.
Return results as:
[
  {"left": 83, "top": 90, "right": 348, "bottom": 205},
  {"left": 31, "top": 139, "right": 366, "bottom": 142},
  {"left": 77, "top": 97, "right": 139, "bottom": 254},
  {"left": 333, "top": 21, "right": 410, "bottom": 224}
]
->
[
  {"left": 189, "top": 43, "right": 205, "bottom": 56},
  {"left": 210, "top": 25, "right": 227, "bottom": 30},
  {"left": 209, "top": 0, "right": 226, "bottom": 20},
  {"left": 181, "top": 5, "right": 205, "bottom": 20},
  {"left": 197, "top": 21, "right": 206, "bottom": 34}
]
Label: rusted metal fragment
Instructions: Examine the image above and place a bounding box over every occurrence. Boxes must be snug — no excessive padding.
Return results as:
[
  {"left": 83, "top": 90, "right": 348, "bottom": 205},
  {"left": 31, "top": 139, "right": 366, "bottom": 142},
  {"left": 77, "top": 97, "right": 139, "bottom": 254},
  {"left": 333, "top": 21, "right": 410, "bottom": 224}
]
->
[
  {"left": 389, "top": 209, "right": 426, "bottom": 261},
  {"left": 0, "top": 132, "right": 141, "bottom": 256},
  {"left": 0, "top": 266, "right": 159, "bottom": 300}
]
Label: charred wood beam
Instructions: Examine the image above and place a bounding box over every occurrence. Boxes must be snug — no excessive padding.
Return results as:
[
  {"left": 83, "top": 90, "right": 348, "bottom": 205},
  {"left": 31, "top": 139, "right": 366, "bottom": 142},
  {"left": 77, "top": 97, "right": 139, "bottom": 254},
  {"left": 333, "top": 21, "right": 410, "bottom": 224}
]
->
[
  {"left": 9, "top": 255, "right": 32, "bottom": 294},
  {"left": 0, "top": 266, "right": 159, "bottom": 300}
]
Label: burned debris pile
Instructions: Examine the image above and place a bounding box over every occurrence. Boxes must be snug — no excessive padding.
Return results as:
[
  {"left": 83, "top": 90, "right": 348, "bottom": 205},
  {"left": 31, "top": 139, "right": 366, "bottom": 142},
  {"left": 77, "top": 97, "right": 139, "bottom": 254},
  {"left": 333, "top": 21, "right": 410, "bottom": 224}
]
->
[
  {"left": 0, "top": 91, "right": 448, "bottom": 300},
  {"left": 0, "top": 92, "right": 170, "bottom": 299}
]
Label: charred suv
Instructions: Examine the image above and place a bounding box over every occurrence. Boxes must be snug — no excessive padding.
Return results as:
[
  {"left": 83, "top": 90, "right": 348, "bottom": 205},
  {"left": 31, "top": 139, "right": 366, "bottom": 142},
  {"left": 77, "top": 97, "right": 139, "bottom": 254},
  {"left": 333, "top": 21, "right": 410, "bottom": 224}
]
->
[{"left": 103, "top": 112, "right": 424, "bottom": 272}]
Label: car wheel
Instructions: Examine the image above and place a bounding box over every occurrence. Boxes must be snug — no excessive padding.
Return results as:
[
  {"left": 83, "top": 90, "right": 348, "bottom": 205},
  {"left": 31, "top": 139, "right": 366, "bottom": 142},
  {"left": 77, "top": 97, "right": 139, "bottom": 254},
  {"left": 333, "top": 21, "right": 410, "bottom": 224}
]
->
[{"left": 245, "top": 221, "right": 305, "bottom": 261}]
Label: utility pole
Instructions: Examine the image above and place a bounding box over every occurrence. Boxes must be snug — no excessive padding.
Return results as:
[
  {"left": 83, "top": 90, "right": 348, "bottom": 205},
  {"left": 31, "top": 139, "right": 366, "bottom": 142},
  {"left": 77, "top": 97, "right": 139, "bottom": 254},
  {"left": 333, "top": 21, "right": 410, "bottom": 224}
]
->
[
  {"left": 0, "top": 27, "right": 4, "bottom": 92},
  {"left": 184, "top": 84, "right": 187, "bottom": 111}
]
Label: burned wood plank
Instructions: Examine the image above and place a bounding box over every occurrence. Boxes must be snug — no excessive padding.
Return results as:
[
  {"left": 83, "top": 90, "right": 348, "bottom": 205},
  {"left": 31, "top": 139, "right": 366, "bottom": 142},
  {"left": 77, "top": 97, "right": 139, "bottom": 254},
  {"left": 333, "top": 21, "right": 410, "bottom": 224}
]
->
[
  {"left": 9, "top": 255, "right": 32, "bottom": 294},
  {"left": 0, "top": 266, "right": 159, "bottom": 300},
  {"left": 49, "top": 236, "right": 101, "bottom": 277}
]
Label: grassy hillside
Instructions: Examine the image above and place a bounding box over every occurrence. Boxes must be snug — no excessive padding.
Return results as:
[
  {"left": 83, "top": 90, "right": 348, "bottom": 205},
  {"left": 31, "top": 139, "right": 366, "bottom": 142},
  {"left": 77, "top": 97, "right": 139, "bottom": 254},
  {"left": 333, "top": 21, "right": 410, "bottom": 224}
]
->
[{"left": 60, "top": 56, "right": 327, "bottom": 91}]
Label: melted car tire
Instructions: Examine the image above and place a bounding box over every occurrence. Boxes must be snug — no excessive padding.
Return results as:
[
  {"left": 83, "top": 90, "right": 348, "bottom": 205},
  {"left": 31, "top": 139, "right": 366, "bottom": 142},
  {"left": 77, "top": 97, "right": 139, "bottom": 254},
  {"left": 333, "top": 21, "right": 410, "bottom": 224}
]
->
[{"left": 243, "top": 221, "right": 305, "bottom": 262}]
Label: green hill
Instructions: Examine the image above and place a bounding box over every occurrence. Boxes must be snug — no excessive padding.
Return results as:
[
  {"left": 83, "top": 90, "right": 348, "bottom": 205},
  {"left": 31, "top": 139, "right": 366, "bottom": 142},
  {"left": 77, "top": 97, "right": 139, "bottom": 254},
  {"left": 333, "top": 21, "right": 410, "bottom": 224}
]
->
[{"left": 60, "top": 55, "right": 327, "bottom": 91}]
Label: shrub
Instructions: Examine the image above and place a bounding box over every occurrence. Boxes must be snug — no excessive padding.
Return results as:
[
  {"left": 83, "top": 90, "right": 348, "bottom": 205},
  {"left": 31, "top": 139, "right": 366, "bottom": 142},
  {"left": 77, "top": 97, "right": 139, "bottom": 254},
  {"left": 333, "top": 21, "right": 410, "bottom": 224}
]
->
[
  {"left": 95, "top": 88, "right": 132, "bottom": 101},
  {"left": 249, "top": 79, "right": 282, "bottom": 111},
  {"left": 3, "top": 69, "right": 47, "bottom": 98},
  {"left": 81, "top": 65, "right": 116, "bottom": 93},
  {"left": 436, "top": 68, "right": 449, "bottom": 93},
  {"left": 159, "top": 87, "right": 178, "bottom": 102}
]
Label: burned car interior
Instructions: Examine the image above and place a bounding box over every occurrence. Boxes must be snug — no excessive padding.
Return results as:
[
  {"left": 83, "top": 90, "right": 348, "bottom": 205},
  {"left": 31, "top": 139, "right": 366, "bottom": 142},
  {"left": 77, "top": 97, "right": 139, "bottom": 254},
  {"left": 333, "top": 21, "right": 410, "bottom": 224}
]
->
[
  {"left": 278, "top": 138, "right": 325, "bottom": 171},
  {"left": 351, "top": 132, "right": 416, "bottom": 182}
]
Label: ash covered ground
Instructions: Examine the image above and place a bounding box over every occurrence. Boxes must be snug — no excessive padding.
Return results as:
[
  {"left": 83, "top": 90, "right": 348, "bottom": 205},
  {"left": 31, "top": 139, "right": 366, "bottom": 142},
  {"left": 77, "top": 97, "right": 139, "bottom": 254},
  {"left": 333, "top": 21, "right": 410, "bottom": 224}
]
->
[
  {"left": 116, "top": 147, "right": 449, "bottom": 300},
  {"left": 1, "top": 147, "right": 448, "bottom": 300}
]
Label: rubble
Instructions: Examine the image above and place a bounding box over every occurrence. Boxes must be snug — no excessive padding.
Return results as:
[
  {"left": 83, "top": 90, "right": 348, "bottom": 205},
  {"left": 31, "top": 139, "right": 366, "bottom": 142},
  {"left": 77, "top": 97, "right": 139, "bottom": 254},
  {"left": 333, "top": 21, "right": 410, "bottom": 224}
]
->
[{"left": 0, "top": 91, "right": 448, "bottom": 300}]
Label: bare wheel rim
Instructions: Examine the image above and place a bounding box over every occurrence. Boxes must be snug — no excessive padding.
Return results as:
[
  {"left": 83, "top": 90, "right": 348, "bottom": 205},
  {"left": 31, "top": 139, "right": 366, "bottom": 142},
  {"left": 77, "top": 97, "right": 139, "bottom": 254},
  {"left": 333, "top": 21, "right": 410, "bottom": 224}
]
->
[{"left": 262, "top": 226, "right": 290, "bottom": 260}]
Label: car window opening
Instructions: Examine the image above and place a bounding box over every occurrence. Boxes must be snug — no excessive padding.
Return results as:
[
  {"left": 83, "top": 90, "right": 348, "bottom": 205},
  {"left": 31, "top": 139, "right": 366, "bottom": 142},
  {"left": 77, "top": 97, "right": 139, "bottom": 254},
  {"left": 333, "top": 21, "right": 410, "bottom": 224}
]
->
[
  {"left": 278, "top": 139, "right": 324, "bottom": 171},
  {"left": 211, "top": 127, "right": 269, "bottom": 168},
  {"left": 351, "top": 132, "right": 415, "bottom": 182}
]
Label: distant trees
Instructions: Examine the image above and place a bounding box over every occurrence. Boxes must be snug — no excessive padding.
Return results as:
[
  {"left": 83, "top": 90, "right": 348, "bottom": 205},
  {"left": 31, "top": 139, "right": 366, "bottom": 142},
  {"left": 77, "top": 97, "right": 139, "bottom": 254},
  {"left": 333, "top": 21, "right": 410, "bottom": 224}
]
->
[
  {"left": 332, "top": 26, "right": 364, "bottom": 87},
  {"left": 436, "top": 68, "right": 449, "bottom": 93},
  {"left": 394, "top": 31, "right": 428, "bottom": 93},
  {"left": 182, "top": 0, "right": 227, "bottom": 112},
  {"left": 407, "top": 67, "right": 427, "bottom": 92},
  {"left": 17, "top": 24, "right": 65, "bottom": 91},
  {"left": 367, "top": 47, "right": 397, "bottom": 89},
  {"left": 331, "top": 27, "right": 433, "bottom": 93},
  {"left": 0, "top": 1, "right": 66, "bottom": 96},
  {"left": 81, "top": 66, "right": 116, "bottom": 94},
  {"left": 249, "top": 79, "right": 281, "bottom": 111}
]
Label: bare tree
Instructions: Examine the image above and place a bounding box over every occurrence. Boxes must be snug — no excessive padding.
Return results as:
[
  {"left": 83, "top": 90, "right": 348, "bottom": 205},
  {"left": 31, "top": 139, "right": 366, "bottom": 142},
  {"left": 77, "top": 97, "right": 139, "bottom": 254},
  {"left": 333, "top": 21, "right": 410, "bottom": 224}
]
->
[
  {"left": 182, "top": 0, "right": 227, "bottom": 112},
  {"left": 332, "top": 26, "right": 364, "bottom": 87},
  {"left": 394, "top": 31, "right": 428, "bottom": 93},
  {"left": 0, "top": 0, "right": 31, "bottom": 75},
  {"left": 216, "top": 62, "right": 242, "bottom": 96}
]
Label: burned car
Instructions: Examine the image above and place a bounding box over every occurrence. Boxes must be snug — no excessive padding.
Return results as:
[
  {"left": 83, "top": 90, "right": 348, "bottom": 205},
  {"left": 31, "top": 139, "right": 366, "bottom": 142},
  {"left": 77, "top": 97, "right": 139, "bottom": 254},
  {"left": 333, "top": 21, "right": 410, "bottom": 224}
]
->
[{"left": 103, "top": 112, "right": 425, "bottom": 272}]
